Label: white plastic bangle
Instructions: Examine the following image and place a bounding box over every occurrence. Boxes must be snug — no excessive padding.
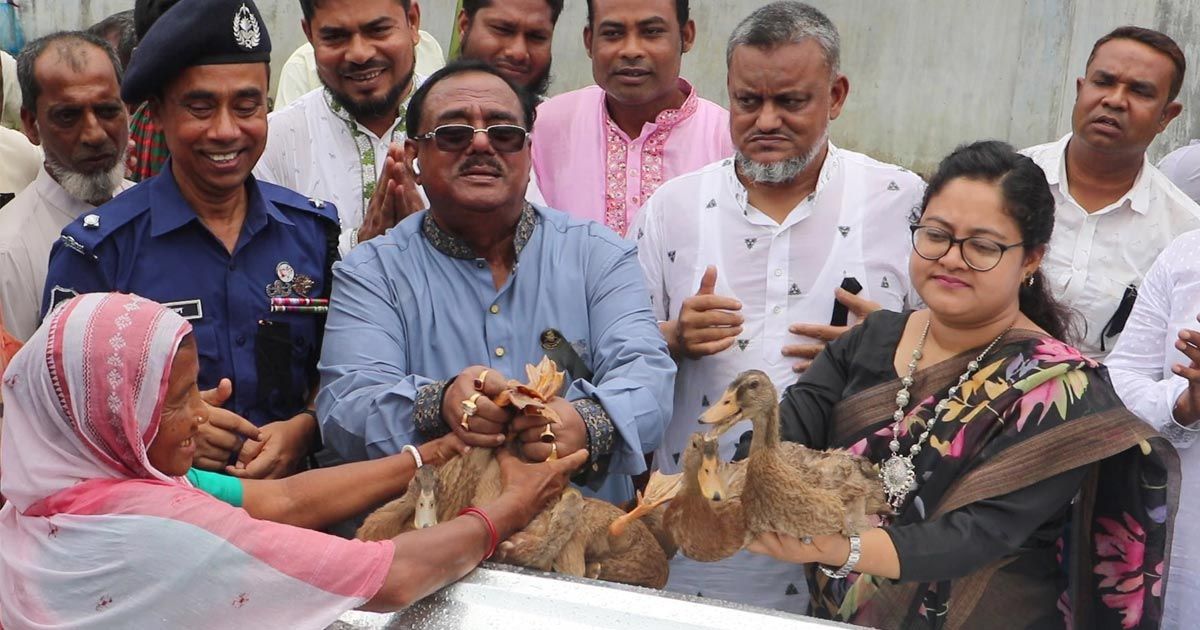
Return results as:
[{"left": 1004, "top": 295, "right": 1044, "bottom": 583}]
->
[{"left": 402, "top": 444, "right": 423, "bottom": 468}]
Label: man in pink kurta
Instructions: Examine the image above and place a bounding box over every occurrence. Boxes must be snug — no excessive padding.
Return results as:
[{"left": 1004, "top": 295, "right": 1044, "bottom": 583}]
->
[{"left": 530, "top": 0, "right": 733, "bottom": 236}]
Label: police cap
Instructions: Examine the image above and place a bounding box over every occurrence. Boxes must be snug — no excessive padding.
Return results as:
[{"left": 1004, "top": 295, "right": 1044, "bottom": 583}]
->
[{"left": 122, "top": 0, "right": 272, "bottom": 104}]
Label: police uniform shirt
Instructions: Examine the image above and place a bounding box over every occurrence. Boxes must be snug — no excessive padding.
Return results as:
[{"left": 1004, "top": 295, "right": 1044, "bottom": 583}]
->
[{"left": 42, "top": 161, "right": 339, "bottom": 426}]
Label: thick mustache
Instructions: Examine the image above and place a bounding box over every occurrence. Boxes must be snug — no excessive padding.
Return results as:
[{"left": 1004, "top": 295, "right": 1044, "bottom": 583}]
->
[{"left": 459, "top": 156, "right": 504, "bottom": 174}]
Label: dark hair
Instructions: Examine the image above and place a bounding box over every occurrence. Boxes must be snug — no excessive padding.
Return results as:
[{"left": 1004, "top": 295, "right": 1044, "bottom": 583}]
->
[
  {"left": 87, "top": 10, "right": 137, "bottom": 70},
  {"left": 300, "top": 0, "right": 411, "bottom": 22},
  {"left": 18, "top": 31, "right": 124, "bottom": 113},
  {"left": 463, "top": 0, "right": 564, "bottom": 24},
  {"left": 586, "top": 0, "right": 688, "bottom": 28},
  {"left": 406, "top": 59, "right": 538, "bottom": 138},
  {"left": 1087, "top": 26, "right": 1186, "bottom": 102},
  {"left": 134, "top": 0, "right": 182, "bottom": 40},
  {"left": 920, "top": 140, "right": 1076, "bottom": 343}
]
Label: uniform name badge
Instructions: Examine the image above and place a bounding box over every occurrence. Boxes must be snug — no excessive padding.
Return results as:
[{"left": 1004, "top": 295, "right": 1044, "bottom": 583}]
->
[{"left": 162, "top": 299, "right": 204, "bottom": 321}]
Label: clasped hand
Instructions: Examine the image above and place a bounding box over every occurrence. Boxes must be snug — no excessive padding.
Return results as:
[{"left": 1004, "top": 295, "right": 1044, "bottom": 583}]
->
[{"left": 441, "top": 366, "right": 587, "bottom": 461}]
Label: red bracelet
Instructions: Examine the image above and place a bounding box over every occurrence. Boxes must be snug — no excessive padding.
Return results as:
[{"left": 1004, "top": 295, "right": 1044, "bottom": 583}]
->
[{"left": 459, "top": 506, "right": 499, "bottom": 561}]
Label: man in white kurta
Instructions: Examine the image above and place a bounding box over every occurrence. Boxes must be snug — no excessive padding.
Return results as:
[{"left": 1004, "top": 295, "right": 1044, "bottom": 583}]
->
[
  {"left": 635, "top": 144, "right": 921, "bottom": 611},
  {"left": 254, "top": 77, "right": 424, "bottom": 256},
  {"left": 254, "top": 0, "right": 428, "bottom": 256},
  {"left": 633, "top": 4, "right": 923, "bottom": 611},
  {"left": 1105, "top": 229, "right": 1200, "bottom": 629},
  {"left": 0, "top": 32, "right": 132, "bottom": 341}
]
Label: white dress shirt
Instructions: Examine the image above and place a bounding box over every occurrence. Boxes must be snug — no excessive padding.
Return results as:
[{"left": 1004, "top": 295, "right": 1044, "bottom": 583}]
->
[
  {"left": 1158, "top": 140, "right": 1200, "bottom": 204},
  {"left": 0, "top": 168, "right": 133, "bottom": 340},
  {"left": 1106, "top": 229, "right": 1200, "bottom": 629},
  {"left": 633, "top": 145, "right": 923, "bottom": 612},
  {"left": 1022, "top": 134, "right": 1200, "bottom": 359},
  {"left": 254, "top": 78, "right": 425, "bottom": 256}
]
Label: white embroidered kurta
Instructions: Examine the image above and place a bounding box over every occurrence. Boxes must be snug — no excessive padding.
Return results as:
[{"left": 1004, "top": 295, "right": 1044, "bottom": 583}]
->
[
  {"left": 632, "top": 146, "right": 924, "bottom": 612},
  {"left": 1022, "top": 134, "right": 1200, "bottom": 359},
  {"left": 254, "top": 77, "right": 425, "bottom": 256},
  {"left": 1105, "top": 229, "right": 1200, "bottom": 629},
  {"left": 0, "top": 168, "right": 132, "bottom": 341}
]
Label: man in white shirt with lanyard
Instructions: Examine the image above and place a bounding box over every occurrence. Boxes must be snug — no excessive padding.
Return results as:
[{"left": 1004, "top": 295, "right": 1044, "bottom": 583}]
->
[
  {"left": 1021, "top": 26, "right": 1200, "bottom": 360},
  {"left": 255, "top": 0, "right": 427, "bottom": 256},
  {"left": 632, "top": 1, "right": 922, "bottom": 611}
]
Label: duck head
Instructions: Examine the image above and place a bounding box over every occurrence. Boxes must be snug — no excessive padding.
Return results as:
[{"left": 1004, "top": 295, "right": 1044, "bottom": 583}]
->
[
  {"left": 412, "top": 466, "right": 439, "bottom": 529},
  {"left": 696, "top": 434, "right": 732, "bottom": 501},
  {"left": 699, "top": 370, "right": 778, "bottom": 438}
]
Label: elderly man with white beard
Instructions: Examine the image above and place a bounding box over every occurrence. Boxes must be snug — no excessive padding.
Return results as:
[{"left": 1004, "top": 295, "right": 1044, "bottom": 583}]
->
[
  {"left": 631, "top": 1, "right": 923, "bottom": 612},
  {"left": 0, "top": 32, "right": 132, "bottom": 341}
]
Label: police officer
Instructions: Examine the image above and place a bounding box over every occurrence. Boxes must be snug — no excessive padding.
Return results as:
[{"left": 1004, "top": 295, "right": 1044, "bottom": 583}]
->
[{"left": 42, "top": 0, "right": 339, "bottom": 480}]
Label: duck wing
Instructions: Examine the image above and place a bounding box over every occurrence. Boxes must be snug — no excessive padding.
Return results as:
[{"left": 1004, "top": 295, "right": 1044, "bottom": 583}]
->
[{"left": 744, "top": 452, "right": 848, "bottom": 539}]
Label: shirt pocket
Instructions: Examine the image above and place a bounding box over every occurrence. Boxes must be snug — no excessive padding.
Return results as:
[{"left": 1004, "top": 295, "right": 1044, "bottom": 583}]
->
[{"left": 191, "top": 325, "right": 223, "bottom": 387}]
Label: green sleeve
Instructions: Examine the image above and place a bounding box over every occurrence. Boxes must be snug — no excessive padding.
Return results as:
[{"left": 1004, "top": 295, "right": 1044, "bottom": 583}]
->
[{"left": 186, "top": 468, "right": 244, "bottom": 508}]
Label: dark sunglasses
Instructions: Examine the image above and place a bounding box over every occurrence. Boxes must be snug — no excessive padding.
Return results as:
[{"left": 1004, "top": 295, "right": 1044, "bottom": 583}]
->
[{"left": 415, "top": 124, "right": 529, "bottom": 153}]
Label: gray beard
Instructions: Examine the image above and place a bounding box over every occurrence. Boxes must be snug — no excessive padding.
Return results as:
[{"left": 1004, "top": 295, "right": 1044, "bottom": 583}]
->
[
  {"left": 44, "top": 153, "right": 124, "bottom": 206},
  {"left": 735, "top": 134, "right": 828, "bottom": 185}
]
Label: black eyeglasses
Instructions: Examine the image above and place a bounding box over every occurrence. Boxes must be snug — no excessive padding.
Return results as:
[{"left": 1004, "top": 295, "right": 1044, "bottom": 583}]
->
[
  {"left": 415, "top": 124, "right": 529, "bottom": 153},
  {"left": 910, "top": 225, "right": 1024, "bottom": 272}
]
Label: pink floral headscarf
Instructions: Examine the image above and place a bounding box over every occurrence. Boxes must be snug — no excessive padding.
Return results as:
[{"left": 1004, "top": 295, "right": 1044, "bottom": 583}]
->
[
  {"left": 0, "top": 294, "right": 393, "bottom": 629},
  {"left": 1, "top": 293, "right": 190, "bottom": 512}
]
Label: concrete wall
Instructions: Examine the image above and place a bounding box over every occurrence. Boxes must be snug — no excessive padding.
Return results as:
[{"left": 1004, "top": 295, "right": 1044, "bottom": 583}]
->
[{"left": 20, "top": 0, "right": 1200, "bottom": 173}]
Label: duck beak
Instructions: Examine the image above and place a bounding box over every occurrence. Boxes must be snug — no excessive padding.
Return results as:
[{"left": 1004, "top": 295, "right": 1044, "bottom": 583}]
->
[
  {"left": 413, "top": 488, "right": 438, "bottom": 529},
  {"left": 697, "top": 451, "right": 728, "bottom": 501},
  {"left": 699, "top": 388, "right": 742, "bottom": 437}
]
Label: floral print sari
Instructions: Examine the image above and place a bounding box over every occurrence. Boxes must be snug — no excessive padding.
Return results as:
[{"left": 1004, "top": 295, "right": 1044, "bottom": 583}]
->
[{"left": 794, "top": 323, "right": 1177, "bottom": 629}]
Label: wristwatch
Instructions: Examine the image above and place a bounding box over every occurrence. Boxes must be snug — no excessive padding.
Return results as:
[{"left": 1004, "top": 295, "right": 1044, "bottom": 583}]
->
[{"left": 819, "top": 534, "right": 862, "bottom": 579}]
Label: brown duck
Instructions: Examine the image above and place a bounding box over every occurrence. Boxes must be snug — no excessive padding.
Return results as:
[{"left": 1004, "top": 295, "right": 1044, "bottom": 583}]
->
[
  {"left": 358, "top": 359, "right": 670, "bottom": 589},
  {"left": 700, "top": 370, "right": 890, "bottom": 539},
  {"left": 662, "top": 432, "right": 749, "bottom": 562},
  {"left": 357, "top": 464, "right": 442, "bottom": 539}
]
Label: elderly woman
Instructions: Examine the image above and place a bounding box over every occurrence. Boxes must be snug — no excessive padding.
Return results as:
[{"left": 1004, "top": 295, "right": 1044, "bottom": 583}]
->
[
  {"left": 0, "top": 293, "right": 586, "bottom": 628},
  {"left": 744, "top": 141, "right": 1177, "bottom": 629}
]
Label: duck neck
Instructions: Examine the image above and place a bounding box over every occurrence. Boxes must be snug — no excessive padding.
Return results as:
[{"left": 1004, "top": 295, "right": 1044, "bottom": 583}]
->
[{"left": 750, "top": 408, "right": 781, "bottom": 452}]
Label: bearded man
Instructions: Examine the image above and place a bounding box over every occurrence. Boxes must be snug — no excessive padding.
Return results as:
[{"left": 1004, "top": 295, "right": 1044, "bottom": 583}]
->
[
  {"left": 0, "top": 32, "right": 131, "bottom": 341},
  {"left": 631, "top": 0, "right": 923, "bottom": 612}
]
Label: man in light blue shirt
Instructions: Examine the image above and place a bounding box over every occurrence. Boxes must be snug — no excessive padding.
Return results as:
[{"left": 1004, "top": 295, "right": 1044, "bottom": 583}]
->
[{"left": 317, "top": 59, "right": 675, "bottom": 502}]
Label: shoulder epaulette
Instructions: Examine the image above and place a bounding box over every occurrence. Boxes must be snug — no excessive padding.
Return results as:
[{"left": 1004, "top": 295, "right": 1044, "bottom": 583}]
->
[
  {"left": 58, "top": 186, "right": 150, "bottom": 258},
  {"left": 259, "top": 180, "right": 339, "bottom": 226}
]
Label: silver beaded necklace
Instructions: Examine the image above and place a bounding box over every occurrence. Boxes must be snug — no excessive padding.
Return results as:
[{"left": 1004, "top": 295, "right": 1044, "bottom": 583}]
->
[{"left": 879, "top": 319, "right": 1012, "bottom": 510}]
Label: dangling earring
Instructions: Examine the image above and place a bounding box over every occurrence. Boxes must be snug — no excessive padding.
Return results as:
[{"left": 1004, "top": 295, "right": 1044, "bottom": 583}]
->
[{"left": 1025, "top": 274, "right": 1036, "bottom": 287}]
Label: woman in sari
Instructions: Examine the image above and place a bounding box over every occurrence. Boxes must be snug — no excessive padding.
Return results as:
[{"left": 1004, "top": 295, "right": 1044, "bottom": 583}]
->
[
  {"left": 0, "top": 292, "right": 585, "bottom": 628},
  {"left": 745, "top": 141, "right": 1178, "bottom": 629}
]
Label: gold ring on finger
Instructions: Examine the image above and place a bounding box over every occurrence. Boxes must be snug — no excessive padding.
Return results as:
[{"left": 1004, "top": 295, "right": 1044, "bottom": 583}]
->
[
  {"left": 539, "top": 424, "right": 556, "bottom": 443},
  {"left": 548, "top": 442, "right": 558, "bottom": 461},
  {"left": 460, "top": 412, "right": 471, "bottom": 432},
  {"left": 474, "top": 370, "right": 490, "bottom": 391},
  {"left": 460, "top": 393, "right": 482, "bottom": 416}
]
